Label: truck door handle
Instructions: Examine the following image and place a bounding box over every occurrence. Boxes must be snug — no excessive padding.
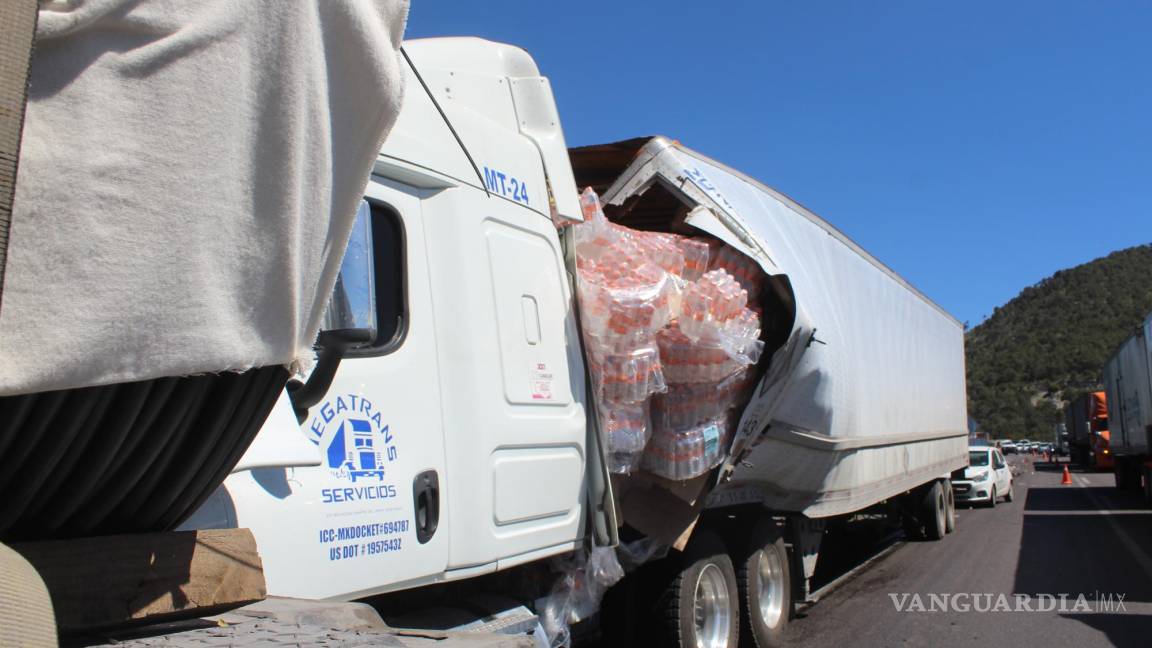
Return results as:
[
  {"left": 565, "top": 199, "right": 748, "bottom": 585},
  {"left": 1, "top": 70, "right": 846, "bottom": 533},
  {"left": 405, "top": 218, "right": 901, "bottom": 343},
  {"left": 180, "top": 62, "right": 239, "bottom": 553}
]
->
[{"left": 412, "top": 470, "right": 439, "bottom": 544}]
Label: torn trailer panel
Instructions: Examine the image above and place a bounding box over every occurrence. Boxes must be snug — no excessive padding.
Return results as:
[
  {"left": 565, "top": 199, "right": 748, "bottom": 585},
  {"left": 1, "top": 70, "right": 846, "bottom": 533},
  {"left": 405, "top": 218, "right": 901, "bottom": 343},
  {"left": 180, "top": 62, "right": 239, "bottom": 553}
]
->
[{"left": 570, "top": 136, "right": 968, "bottom": 518}]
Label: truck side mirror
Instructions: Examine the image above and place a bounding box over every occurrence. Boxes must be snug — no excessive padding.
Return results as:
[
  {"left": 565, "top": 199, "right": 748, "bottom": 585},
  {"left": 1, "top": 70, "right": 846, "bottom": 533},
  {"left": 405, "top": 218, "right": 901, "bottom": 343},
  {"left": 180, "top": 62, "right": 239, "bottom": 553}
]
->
[{"left": 288, "top": 201, "right": 377, "bottom": 422}]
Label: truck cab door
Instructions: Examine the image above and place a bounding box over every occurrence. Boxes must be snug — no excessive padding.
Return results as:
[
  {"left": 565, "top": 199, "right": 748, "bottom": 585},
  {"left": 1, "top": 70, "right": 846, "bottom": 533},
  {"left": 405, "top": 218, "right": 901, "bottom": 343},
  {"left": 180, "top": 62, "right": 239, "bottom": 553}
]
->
[
  {"left": 421, "top": 184, "right": 587, "bottom": 571},
  {"left": 217, "top": 180, "right": 451, "bottom": 600}
]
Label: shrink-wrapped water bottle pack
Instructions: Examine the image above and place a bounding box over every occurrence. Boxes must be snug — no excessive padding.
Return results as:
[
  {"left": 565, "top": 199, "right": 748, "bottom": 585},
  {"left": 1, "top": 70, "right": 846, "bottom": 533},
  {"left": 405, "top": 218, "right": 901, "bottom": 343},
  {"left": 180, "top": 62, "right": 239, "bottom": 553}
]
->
[{"left": 573, "top": 188, "right": 767, "bottom": 479}]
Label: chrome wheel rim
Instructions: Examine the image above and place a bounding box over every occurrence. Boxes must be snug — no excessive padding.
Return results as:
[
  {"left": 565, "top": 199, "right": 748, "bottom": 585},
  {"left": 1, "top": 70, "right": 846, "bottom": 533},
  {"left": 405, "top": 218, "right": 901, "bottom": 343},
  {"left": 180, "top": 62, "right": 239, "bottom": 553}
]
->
[
  {"left": 693, "top": 563, "right": 732, "bottom": 648},
  {"left": 757, "top": 548, "right": 786, "bottom": 629}
]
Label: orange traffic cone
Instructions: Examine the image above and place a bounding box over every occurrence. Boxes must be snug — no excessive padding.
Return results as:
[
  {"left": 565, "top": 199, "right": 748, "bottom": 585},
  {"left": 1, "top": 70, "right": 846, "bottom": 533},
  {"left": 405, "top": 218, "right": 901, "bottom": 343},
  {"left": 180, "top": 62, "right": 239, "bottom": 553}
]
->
[{"left": 1061, "top": 466, "right": 1072, "bottom": 485}]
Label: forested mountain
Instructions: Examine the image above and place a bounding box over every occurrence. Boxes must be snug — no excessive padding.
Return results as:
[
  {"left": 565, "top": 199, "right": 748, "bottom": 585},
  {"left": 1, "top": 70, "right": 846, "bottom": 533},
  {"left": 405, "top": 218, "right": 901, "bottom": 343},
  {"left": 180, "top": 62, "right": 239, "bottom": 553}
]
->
[{"left": 966, "top": 244, "right": 1152, "bottom": 439}]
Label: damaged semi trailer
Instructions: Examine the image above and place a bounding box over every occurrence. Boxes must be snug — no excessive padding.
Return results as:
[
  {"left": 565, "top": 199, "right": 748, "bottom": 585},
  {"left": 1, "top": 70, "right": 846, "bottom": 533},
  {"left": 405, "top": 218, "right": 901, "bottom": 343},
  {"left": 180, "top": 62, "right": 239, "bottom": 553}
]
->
[{"left": 187, "top": 37, "right": 969, "bottom": 647}]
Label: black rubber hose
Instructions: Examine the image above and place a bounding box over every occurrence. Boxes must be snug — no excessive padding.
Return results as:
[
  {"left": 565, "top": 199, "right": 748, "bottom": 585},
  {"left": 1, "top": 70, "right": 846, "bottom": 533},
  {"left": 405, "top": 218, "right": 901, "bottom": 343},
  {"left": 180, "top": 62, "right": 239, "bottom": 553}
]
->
[
  {"left": 54, "top": 377, "right": 178, "bottom": 535},
  {"left": 0, "top": 394, "right": 36, "bottom": 460},
  {"left": 0, "top": 390, "right": 67, "bottom": 499},
  {"left": 101, "top": 375, "right": 215, "bottom": 532},
  {"left": 133, "top": 371, "right": 247, "bottom": 527},
  {"left": 0, "top": 388, "right": 100, "bottom": 535},
  {"left": 35, "top": 380, "right": 153, "bottom": 534},
  {"left": 20, "top": 384, "right": 118, "bottom": 521},
  {"left": 162, "top": 367, "right": 287, "bottom": 530},
  {"left": 71, "top": 376, "right": 209, "bottom": 535}
]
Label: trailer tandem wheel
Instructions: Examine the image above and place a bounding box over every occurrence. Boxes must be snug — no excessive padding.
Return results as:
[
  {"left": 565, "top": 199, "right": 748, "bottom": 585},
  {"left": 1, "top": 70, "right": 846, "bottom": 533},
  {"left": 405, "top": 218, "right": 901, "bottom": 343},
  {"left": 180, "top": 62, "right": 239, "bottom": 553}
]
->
[
  {"left": 922, "top": 480, "right": 947, "bottom": 540},
  {"left": 944, "top": 479, "right": 957, "bottom": 533},
  {"left": 656, "top": 528, "right": 740, "bottom": 648},
  {"left": 736, "top": 517, "right": 792, "bottom": 648}
]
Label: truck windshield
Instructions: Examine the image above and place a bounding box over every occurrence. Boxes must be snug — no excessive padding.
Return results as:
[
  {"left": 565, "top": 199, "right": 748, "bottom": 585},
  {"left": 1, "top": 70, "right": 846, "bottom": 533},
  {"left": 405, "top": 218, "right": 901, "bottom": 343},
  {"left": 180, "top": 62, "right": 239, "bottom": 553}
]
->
[{"left": 969, "top": 450, "right": 990, "bottom": 467}]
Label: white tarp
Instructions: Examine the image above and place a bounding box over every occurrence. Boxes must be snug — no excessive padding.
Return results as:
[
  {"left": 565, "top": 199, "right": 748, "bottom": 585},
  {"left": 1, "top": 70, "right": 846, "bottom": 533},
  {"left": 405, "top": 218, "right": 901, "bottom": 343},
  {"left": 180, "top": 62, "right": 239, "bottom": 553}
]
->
[
  {"left": 0, "top": 0, "right": 410, "bottom": 396},
  {"left": 603, "top": 138, "right": 969, "bottom": 517}
]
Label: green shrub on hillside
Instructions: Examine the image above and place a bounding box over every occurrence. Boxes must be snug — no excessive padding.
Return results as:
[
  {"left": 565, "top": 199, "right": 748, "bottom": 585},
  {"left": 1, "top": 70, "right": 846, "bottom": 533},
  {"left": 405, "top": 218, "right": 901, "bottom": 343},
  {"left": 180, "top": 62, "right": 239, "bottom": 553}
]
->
[{"left": 966, "top": 244, "right": 1152, "bottom": 439}]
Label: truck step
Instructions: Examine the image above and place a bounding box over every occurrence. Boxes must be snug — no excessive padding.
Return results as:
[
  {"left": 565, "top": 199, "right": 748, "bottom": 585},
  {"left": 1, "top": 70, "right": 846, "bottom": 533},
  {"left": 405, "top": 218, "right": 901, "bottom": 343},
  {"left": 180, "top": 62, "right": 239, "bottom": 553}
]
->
[{"left": 450, "top": 605, "right": 542, "bottom": 637}]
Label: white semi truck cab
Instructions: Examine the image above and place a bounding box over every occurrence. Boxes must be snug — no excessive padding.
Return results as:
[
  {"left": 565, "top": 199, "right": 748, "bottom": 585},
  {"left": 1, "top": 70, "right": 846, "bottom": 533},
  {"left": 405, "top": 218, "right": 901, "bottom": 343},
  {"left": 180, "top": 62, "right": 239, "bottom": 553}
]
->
[{"left": 196, "top": 37, "right": 599, "bottom": 600}]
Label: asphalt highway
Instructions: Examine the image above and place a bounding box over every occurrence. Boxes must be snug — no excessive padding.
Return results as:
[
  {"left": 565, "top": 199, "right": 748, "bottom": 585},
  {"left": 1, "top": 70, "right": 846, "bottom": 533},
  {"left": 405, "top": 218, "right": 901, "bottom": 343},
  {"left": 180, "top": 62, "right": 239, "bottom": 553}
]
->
[{"left": 782, "top": 455, "right": 1152, "bottom": 647}]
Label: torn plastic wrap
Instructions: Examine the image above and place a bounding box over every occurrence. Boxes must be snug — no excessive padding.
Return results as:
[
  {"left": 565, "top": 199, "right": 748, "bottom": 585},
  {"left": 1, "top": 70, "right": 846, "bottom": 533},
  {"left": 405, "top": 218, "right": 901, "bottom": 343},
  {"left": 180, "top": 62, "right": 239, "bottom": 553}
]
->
[
  {"left": 539, "top": 546, "right": 625, "bottom": 648},
  {"left": 538, "top": 538, "right": 668, "bottom": 647},
  {"left": 601, "top": 401, "right": 651, "bottom": 474},
  {"left": 616, "top": 536, "right": 670, "bottom": 571},
  {"left": 575, "top": 189, "right": 671, "bottom": 472}
]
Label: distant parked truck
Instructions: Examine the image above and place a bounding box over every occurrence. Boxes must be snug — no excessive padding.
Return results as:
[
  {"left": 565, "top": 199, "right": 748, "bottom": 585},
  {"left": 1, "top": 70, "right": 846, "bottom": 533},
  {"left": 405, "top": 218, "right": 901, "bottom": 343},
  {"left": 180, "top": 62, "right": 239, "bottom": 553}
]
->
[
  {"left": 1064, "top": 392, "right": 1113, "bottom": 470},
  {"left": 1103, "top": 313, "right": 1152, "bottom": 499}
]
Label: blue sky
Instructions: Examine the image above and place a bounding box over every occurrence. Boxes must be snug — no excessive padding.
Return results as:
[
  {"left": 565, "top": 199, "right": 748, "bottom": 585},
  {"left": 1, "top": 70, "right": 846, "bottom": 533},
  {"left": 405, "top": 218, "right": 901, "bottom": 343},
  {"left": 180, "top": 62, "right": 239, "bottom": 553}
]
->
[{"left": 406, "top": 2, "right": 1151, "bottom": 327}]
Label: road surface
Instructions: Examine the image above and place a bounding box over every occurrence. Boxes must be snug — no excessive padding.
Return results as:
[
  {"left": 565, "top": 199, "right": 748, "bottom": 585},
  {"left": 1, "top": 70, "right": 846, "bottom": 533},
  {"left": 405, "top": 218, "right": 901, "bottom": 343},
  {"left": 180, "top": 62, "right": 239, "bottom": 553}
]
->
[{"left": 783, "top": 455, "right": 1152, "bottom": 647}]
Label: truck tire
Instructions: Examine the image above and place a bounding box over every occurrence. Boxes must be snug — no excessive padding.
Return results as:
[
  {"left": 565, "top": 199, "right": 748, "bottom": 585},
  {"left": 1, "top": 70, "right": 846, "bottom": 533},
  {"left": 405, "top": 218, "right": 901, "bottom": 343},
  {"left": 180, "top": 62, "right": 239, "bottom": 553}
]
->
[
  {"left": 922, "top": 481, "right": 947, "bottom": 541},
  {"left": 657, "top": 529, "right": 739, "bottom": 648},
  {"left": 943, "top": 479, "right": 957, "bottom": 533},
  {"left": 736, "top": 518, "right": 792, "bottom": 648}
]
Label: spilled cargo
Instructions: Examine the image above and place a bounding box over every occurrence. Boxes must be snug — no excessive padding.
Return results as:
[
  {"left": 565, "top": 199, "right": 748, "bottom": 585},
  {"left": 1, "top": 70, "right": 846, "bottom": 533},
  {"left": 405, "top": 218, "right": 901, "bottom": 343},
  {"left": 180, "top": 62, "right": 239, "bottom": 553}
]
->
[{"left": 572, "top": 188, "right": 764, "bottom": 478}]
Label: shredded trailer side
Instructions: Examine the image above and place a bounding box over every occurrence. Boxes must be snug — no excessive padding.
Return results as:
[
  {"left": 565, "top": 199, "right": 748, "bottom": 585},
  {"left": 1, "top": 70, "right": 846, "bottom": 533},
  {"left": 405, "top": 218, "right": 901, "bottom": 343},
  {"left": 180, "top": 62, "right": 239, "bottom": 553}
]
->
[{"left": 573, "top": 137, "right": 968, "bottom": 518}]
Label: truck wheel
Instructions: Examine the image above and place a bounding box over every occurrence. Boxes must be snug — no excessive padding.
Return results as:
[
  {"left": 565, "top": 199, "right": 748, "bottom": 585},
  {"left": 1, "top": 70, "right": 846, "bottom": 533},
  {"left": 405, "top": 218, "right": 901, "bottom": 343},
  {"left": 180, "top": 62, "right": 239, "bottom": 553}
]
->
[
  {"left": 922, "top": 481, "right": 946, "bottom": 540},
  {"left": 737, "top": 518, "right": 792, "bottom": 647},
  {"left": 657, "top": 529, "right": 739, "bottom": 648},
  {"left": 943, "top": 479, "right": 957, "bottom": 533}
]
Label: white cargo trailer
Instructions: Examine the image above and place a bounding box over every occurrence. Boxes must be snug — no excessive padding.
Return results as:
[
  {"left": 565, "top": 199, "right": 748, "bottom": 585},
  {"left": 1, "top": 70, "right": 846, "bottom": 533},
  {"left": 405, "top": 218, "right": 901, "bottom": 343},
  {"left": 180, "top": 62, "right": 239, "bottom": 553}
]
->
[
  {"left": 575, "top": 137, "right": 970, "bottom": 518},
  {"left": 1103, "top": 313, "right": 1152, "bottom": 497},
  {"left": 188, "top": 37, "right": 969, "bottom": 647}
]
